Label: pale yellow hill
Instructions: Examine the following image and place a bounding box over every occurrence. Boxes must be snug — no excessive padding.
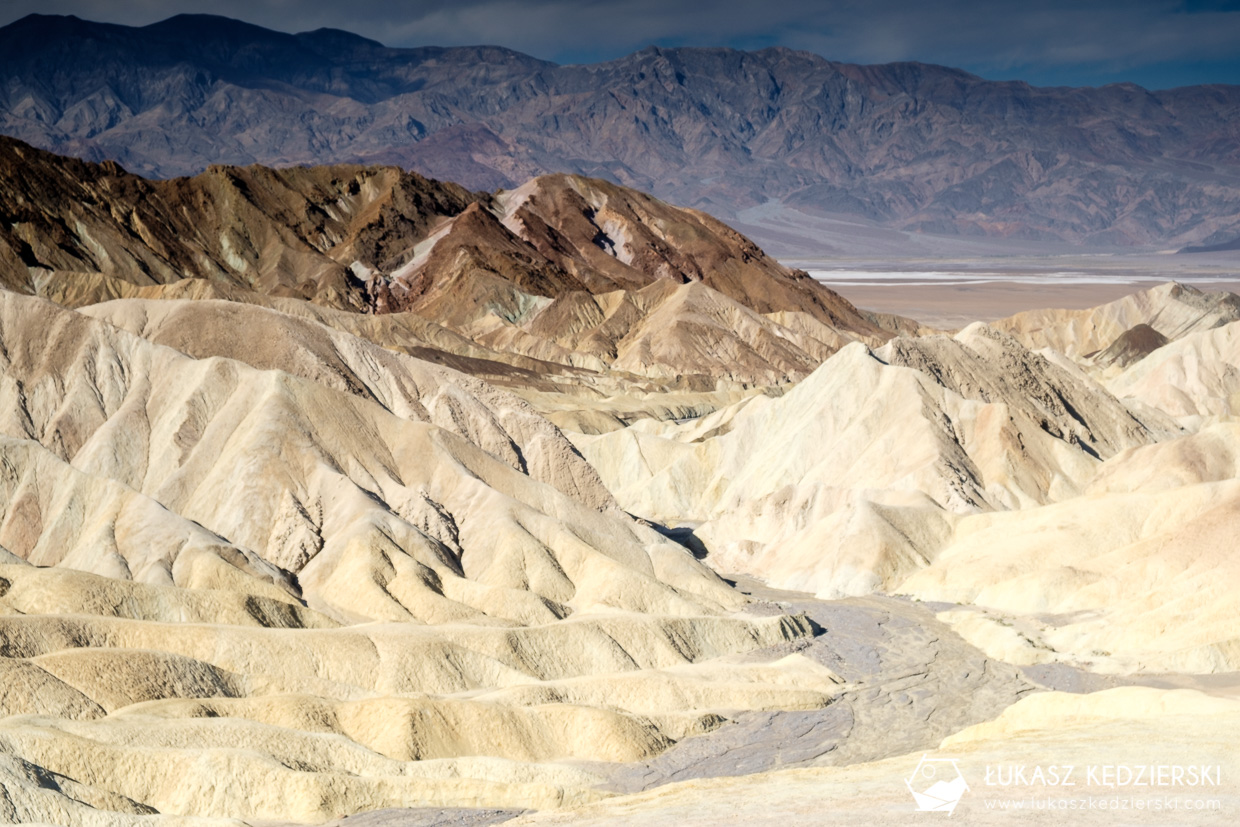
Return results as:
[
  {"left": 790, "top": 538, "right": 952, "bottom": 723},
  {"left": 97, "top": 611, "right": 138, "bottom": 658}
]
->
[
  {"left": 899, "top": 421, "right": 1240, "bottom": 672},
  {"left": 1104, "top": 319, "right": 1240, "bottom": 422},
  {"left": 44, "top": 271, "right": 844, "bottom": 431},
  {"left": 577, "top": 306, "right": 1240, "bottom": 672},
  {"left": 0, "top": 289, "right": 862, "bottom": 824},
  {"left": 0, "top": 596, "right": 822, "bottom": 823},
  {"left": 994, "top": 281, "right": 1240, "bottom": 359},
  {"left": 0, "top": 290, "right": 755, "bottom": 623},
  {"left": 77, "top": 296, "right": 616, "bottom": 510},
  {"left": 576, "top": 323, "right": 1171, "bottom": 598}
]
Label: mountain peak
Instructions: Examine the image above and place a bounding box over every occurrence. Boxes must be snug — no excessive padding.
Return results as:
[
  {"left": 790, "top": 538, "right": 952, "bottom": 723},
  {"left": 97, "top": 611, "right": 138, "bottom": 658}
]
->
[
  {"left": 142, "top": 13, "right": 289, "bottom": 39},
  {"left": 294, "top": 27, "right": 387, "bottom": 54}
]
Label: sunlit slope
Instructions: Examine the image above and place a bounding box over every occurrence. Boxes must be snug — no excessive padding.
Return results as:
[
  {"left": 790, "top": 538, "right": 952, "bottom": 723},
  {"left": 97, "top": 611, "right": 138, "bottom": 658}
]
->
[
  {"left": 577, "top": 322, "right": 1173, "bottom": 597},
  {"left": 0, "top": 290, "right": 858, "bottom": 822},
  {"left": 577, "top": 287, "right": 1240, "bottom": 673},
  {"left": 0, "top": 290, "right": 744, "bottom": 622}
]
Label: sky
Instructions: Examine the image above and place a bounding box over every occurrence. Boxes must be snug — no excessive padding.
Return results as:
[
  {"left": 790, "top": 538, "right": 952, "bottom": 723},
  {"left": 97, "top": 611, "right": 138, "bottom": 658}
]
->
[{"left": 3, "top": 0, "right": 1240, "bottom": 89}]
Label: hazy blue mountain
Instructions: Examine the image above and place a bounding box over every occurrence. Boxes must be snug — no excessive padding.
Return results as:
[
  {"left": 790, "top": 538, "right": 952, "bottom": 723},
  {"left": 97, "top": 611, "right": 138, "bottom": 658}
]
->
[{"left": 3, "top": 13, "right": 1239, "bottom": 249}]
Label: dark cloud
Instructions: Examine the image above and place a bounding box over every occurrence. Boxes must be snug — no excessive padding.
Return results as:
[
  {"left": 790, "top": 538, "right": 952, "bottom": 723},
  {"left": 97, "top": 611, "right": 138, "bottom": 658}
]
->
[{"left": 3, "top": 0, "right": 1239, "bottom": 88}]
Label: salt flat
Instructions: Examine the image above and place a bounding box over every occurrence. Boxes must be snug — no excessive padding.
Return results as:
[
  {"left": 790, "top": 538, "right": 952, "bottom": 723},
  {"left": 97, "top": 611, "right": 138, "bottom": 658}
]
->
[{"left": 801, "top": 255, "right": 1240, "bottom": 328}]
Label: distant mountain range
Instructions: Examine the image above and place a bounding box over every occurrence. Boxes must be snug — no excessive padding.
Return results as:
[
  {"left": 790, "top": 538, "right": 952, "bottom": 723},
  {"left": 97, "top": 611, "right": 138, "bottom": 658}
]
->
[{"left": 3, "top": 13, "right": 1240, "bottom": 251}]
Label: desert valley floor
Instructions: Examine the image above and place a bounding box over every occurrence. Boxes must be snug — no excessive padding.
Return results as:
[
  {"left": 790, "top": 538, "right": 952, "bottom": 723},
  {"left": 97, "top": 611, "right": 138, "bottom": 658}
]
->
[{"left": 0, "top": 139, "right": 1238, "bottom": 825}]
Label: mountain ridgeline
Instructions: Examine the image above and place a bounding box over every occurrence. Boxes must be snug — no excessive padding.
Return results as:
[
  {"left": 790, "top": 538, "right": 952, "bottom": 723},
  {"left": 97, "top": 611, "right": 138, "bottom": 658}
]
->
[
  {"left": 0, "top": 137, "right": 888, "bottom": 406},
  {"left": 3, "top": 13, "right": 1240, "bottom": 249}
]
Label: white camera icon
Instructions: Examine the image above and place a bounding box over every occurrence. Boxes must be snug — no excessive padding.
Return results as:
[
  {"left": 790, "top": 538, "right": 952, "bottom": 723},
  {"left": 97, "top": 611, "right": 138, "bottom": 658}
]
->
[{"left": 906, "top": 755, "right": 970, "bottom": 815}]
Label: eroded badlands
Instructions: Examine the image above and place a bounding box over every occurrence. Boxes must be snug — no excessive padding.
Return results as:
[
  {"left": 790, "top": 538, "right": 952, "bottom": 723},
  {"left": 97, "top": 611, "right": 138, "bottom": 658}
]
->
[{"left": 0, "top": 142, "right": 1237, "bottom": 825}]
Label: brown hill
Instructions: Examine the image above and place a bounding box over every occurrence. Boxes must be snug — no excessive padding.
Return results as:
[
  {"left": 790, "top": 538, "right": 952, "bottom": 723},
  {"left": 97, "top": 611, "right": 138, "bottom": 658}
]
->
[
  {"left": 0, "top": 136, "right": 477, "bottom": 307},
  {"left": 1089, "top": 323, "right": 1171, "bottom": 369},
  {"left": 0, "top": 137, "right": 885, "bottom": 397}
]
